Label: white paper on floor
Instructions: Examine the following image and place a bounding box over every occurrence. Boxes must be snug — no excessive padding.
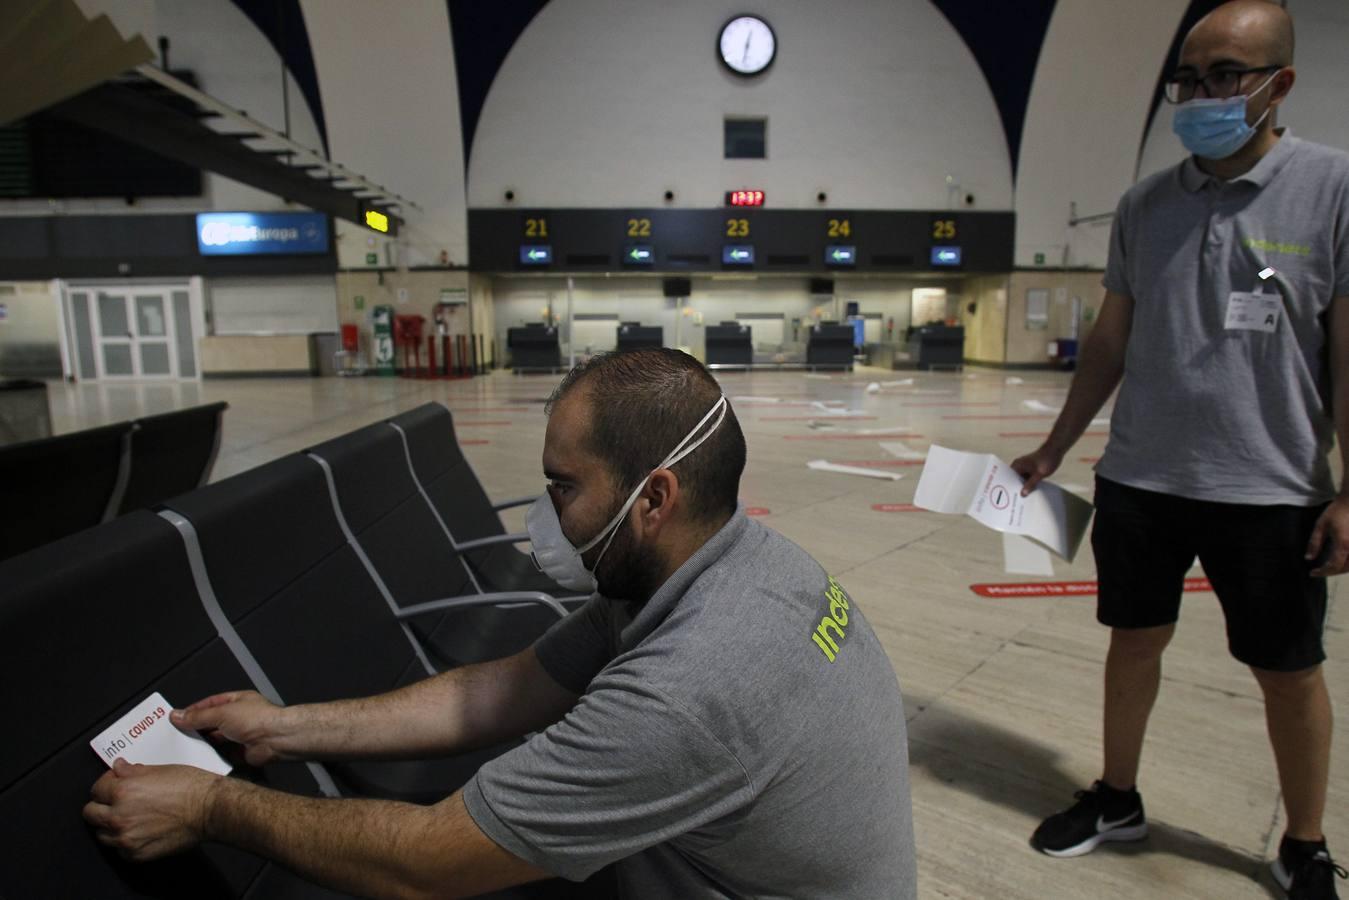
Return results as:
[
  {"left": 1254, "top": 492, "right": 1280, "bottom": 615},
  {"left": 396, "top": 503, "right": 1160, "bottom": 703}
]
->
[
  {"left": 806, "top": 422, "right": 914, "bottom": 434},
  {"left": 730, "top": 395, "right": 783, "bottom": 404},
  {"left": 1003, "top": 532, "right": 1056, "bottom": 576},
  {"left": 914, "top": 445, "right": 1095, "bottom": 561},
  {"left": 879, "top": 441, "right": 927, "bottom": 460},
  {"left": 807, "top": 459, "right": 906, "bottom": 481},
  {"left": 866, "top": 382, "right": 881, "bottom": 393},
  {"left": 810, "top": 402, "right": 869, "bottom": 417},
  {"left": 1005, "top": 377, "right": 1025, "bottom": 385},
  {"left": 1090, "top": 418, "right": 1111, "bottom": 427},
  {"left": 1023, "top": 399, "right": 1061, "bottom": 413},
  {"left": 881, "top": 379, "right": 915, "bottom": 387}
]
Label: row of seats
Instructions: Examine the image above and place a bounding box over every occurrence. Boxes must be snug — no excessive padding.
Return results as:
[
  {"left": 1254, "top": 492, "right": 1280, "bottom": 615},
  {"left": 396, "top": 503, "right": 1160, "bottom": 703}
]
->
[
  {"left": 0, "top": 401, "right": 228, "bottom": 562},
  {"left": 0, "top": 403, "right": 583, "bottom": 899}
]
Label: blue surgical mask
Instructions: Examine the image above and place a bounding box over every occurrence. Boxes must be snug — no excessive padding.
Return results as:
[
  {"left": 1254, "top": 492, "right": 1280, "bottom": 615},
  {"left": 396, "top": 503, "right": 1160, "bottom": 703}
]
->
[{"left": 1171, "top": 70, "right": 1278, "bottom": 160}]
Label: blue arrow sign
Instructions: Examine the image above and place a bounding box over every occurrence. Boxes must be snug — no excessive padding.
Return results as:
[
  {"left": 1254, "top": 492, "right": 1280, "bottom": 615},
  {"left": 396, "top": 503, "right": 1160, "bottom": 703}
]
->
[
  {"left": 722, "top": 245, "right": 755, "bottom": 264},
  {"left": 625, "top": 244, "right": 654, "bottom": 264},
  {"left": 930, "top": 246, "right": 962, "bottom": 266},
  {"left": 519, "top": 245, "right": 553, "bottom": 265},
  {"left": 826, "top": 245, "right": 856, "bottom": 265}
]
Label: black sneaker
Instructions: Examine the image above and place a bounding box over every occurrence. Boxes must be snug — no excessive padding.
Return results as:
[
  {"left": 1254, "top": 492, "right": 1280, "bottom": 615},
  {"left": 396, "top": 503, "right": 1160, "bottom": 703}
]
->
[
  {"left": 1272, "top": 836, "right": 1347, "bottom": 899},
  {"left": 1030, "top": 780, "right": 1148, "bottom": 857}
]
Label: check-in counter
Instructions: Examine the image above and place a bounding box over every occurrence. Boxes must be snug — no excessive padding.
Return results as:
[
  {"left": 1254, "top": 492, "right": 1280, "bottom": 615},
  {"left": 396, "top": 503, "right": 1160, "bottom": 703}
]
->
[
  {"left": 507, "top": 324, "right": 562, "bottom": 373},
  {"left": 200, "top": 334, "right": 312, "bottom": 377},
  {"left": 906, "top": 325, "right": 965, "bottom": 370},
  {"left": 806, "top": 324, "right": 855, "bottom": 371},
  {"left": 705, "top": 323, "right": 752, "bottom": 368},
  {"left": 616, "top": 324, "right": 663, "bottom": 352}
]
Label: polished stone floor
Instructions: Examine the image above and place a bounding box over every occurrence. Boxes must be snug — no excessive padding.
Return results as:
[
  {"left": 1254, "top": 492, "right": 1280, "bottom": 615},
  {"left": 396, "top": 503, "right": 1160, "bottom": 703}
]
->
[{"left": 46, "top": 367, "right": 1345, "bottom": 899}]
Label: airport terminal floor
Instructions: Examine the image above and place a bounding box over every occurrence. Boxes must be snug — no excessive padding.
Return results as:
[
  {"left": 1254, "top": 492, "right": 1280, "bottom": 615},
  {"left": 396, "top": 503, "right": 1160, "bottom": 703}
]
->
[{"left": 44, "top": 366, "right": 1347, "bottom": 899}]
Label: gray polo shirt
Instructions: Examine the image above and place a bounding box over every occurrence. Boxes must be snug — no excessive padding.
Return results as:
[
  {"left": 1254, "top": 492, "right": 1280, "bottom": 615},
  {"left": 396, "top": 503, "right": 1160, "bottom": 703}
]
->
[
  {"left": 1098, "top": 131, "right": 1349, "bottom": 505},
  {"left": 462, "top": 510, "right": 915, "bottom": 899}
]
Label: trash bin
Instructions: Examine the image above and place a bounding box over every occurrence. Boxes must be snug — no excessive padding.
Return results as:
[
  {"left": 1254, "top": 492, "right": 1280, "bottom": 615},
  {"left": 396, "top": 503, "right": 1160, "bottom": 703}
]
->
[
  {"left": 309, "top": 332, "right": 340, "bottom": 377},
  {"left": 0, "top": 379, "right": 52, "bottom": 446},
  {"left": 1049, "top": 338, "right": 1078, "bottom": 370}
]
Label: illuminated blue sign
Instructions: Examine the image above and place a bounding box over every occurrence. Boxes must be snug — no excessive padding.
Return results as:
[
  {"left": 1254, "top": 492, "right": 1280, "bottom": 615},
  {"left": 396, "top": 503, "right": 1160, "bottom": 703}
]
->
[
  {"left": 825, "top": 245, "right": 856, "bottom": 266},
  {"left": 520, "top": 245, "right": 553, "bottom": 265},
  {"left": 197, "top": 212, "right": 329, "bottom": 256},
  {"left": 624, "top": 244, "right": 655, "bottom": 265},
  {"left": 722, "top": 245, "right": 754, "bottom": 265},
  {"left": 931, "top": 246, "right": 962, "bottom": 267}
]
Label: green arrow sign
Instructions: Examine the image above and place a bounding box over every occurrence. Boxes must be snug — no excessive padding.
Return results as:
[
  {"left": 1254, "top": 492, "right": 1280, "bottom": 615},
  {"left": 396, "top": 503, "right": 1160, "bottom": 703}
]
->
[
  {"left": 731, "top": 249, "right": 750, "bottom": 260},
  {"left": 528, "top": 249, "right": 548, "bottom": 261}
]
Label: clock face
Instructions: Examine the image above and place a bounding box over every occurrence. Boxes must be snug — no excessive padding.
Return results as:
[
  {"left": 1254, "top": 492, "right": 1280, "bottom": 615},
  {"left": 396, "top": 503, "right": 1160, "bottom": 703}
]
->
[{"left": 719, "top": 15, "right": 776, "bottom": 76}]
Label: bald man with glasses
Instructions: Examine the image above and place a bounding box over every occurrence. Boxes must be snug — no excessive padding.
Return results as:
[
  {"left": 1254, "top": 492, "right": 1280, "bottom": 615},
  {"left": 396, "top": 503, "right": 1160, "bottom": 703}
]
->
[{"left": 1014, "top": 2, "right": 1348, "bottom": 897}]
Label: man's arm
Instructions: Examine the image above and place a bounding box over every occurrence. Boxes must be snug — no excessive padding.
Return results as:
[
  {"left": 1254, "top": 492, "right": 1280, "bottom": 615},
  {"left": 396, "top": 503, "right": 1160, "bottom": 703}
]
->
[
  {"left": 1012, "top": 289, "right": 1135, "bottom": 493},
  {"left": 173, "top": 647, "right": 578, "bottom": 765},
  {"left": 1307, "top": 294, "right": 1349, "bottom": 576},
  {"left": 84, "top": 761, "right": 551, "bottom": 900}
]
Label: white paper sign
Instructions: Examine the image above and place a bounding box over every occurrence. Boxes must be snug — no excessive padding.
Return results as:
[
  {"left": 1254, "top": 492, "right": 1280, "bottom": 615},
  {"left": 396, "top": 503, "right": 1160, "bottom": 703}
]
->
[
  {"left": 90, "top": 692, "right": 232, "bottom": 775},
  {"left": 1003, "top": 533, "right": 1056, "bottom": 576},
  {"left": 914, "top": 445, "right": 1094, "bottom": 561}
]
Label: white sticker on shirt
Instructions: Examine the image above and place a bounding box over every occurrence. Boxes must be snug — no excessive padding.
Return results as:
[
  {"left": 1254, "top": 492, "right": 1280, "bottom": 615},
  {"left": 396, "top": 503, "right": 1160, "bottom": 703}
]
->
[{"left": 1225, "top": 291, "right": 1281, "bottom": 333}]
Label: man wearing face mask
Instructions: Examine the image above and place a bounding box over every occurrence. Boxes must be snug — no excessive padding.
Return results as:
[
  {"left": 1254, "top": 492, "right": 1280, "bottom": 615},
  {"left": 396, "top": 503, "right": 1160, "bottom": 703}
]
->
[
  {"left": 1012, "top": 2, "right": 1349, "bottom": 897},
  {"left": 85, "top": 348, "right": 916, "bottom": 900}
]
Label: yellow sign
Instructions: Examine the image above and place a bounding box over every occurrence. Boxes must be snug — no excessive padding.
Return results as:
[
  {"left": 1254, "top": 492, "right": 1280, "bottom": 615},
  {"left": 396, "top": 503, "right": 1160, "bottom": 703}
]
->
[{"left": 364, "top": 209, "right": 390, "bottom": 233}]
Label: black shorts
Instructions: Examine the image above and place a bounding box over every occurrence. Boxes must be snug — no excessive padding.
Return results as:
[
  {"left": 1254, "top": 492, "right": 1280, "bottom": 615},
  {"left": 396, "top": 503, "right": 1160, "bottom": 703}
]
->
[{"left": 1092, "top": 476, "right": 1328, "bottom": 672}]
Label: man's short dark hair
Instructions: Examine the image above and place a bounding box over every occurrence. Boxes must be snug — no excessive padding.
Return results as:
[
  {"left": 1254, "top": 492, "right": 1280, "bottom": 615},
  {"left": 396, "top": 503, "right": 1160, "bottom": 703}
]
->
[{"left": 546, "top": 348, "right": 747, "bottom": 523}]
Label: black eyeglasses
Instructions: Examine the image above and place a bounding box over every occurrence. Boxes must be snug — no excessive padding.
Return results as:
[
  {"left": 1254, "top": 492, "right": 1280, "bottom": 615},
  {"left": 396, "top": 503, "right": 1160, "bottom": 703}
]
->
[{"left": 1164, "top": 65, "right": 1282, "bottom": 103}]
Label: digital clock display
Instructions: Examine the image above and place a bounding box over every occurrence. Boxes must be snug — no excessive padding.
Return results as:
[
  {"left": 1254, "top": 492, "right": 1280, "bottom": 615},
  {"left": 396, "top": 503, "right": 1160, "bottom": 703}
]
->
[{"left": 726, "top": 190, "right": 765, "bottom": 207}]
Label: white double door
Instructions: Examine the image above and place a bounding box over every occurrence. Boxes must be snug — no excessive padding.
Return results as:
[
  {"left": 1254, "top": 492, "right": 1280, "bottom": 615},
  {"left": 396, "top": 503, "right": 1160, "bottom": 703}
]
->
[{"left": 90, "top": 289, "right": 179, "bottom": 379}]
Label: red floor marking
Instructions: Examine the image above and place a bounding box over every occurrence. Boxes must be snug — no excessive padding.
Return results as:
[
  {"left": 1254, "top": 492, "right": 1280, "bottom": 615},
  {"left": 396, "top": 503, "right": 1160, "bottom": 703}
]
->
[
  {"left": 735, "top": 401, "right": 846, "bottom": 408},
  {"left": 836, "top": 459, "right": 925, "bottom": 468},
  {"left": 461, "top": 439, "right": 491, "bottom": 446},
  {"left": 744, "top": 507, "right": 771, "bottom": 517},
  {"left": 453, "top": 421, "right": 513, "bottom": 427},
  {"left": 759, "top": 415, "right": 879, "bottom": 422},
  {"left": 998, "top": 431, "right": 1107, "bottom": 438},
  {"left": 782, "top": 433, "right": 923, "bottom": 441},
  {"left": 872, "top": 503, "right": 926, "bottom": 512},
  {"left": 901, "top": 402, "right": 1002, "bottom": 408},
  {"left": 1080, "top": 456, "right": 1101, "bottom": 463},
  {"left": 970, "top": 577, "right": 1212, "bottom": 598},
  {"left": 942, "top": 414, "right": 1056, "bottom": 420}
]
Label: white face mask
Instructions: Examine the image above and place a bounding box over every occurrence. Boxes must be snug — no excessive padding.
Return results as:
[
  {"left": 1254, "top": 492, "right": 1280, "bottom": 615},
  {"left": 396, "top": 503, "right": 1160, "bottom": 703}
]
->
[{"left": 527, "top": 395, "right": 729, "bottom": 594}]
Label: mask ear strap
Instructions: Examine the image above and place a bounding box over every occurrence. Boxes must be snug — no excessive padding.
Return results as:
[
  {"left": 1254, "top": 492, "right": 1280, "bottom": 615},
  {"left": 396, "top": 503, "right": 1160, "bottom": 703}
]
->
[
  {"left": 661, "top": 395, "right": 728, "bottom": 470},
  {"left": 574, "top": 394, "right": 729, "bottom": 560}
]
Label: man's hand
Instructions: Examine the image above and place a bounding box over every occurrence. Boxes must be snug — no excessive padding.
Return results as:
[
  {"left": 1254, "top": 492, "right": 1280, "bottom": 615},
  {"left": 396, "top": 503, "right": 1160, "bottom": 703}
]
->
[
  {"left": 172, "top": 691, "right": 290, "bottom": 767},
  {"left": 1011, "top": 444, "right": 1065, "bottom": 496},
  {"left": 1306, "top": 496, "right": 1349, "bottom": 576},
  {"left": 83, "top": 759, "right": 220, "bottom": 862}
]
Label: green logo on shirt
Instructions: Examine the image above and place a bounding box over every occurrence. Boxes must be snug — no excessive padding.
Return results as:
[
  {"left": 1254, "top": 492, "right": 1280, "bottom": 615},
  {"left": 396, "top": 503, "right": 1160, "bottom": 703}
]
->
[
  {"left": 1243, "top": 237, "right": 1311, "bottom": 257},
  {"left": 811, "top": 576, "right": 852, "bottom": 663}
]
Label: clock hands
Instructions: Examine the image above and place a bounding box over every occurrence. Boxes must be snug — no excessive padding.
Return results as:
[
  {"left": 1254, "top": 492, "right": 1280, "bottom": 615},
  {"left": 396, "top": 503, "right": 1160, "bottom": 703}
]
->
[{"left": 742, "top": 30, "right": 752, "bottom": 66}]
